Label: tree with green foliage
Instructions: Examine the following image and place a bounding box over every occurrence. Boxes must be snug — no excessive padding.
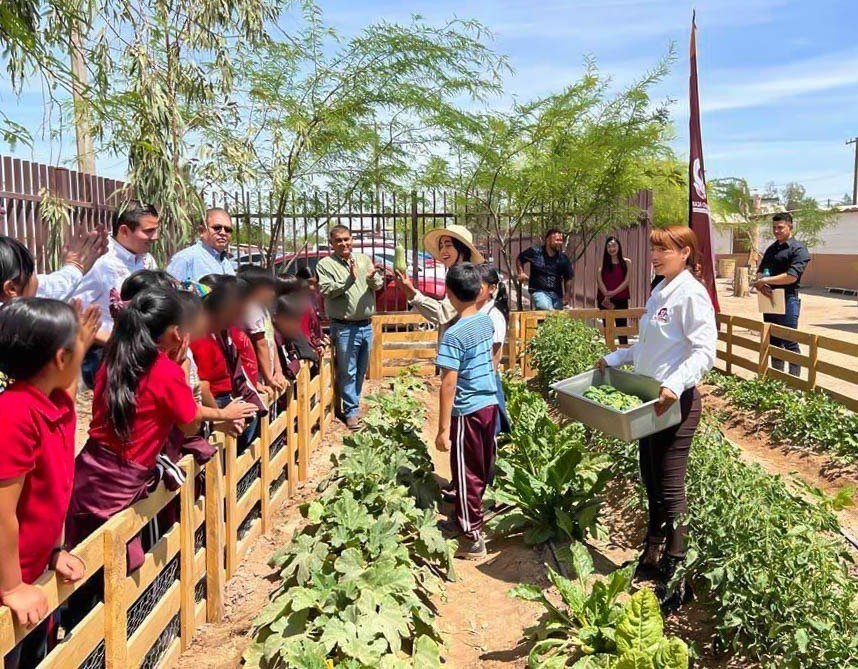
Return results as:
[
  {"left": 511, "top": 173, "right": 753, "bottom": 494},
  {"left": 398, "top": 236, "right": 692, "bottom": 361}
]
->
[
  {"left": 203, "top": 7, "right": 506, "bottom": 265},
  {"left": 419, "top": 51, "right": 675, "bottom": 278},
  {"left": 0, "top": 0, "right": 284, "bottom": 259},
  {"left": 711, "top": 178, "right": 837, "bottom": 265}
]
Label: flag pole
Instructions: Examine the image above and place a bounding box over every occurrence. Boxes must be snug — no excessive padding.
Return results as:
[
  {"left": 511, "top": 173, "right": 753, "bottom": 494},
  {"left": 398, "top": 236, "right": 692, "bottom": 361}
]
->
[{"left": 688, "top": 10, "right": 721, "bottom": 312}]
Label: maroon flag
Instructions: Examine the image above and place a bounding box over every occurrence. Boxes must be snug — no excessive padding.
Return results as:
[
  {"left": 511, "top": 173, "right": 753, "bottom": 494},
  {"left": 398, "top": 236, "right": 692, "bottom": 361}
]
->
[{"left": 688, "top": 12, "right": 721, "bottom": 312}]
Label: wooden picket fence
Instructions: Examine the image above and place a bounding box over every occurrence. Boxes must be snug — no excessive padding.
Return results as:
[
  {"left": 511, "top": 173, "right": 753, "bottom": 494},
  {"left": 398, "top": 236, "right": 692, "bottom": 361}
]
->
[
  {"left": 714, "top": 314, "right": 858, "bottom": 412},
  {"left": 0, "top": 356, "right": 335, "bottom": 669},
  {"left": 367, "top": 309, "right": 644, "bottom": 379},
  {"left": 368, "top": 309, "right": 858, "bottom": 413}
]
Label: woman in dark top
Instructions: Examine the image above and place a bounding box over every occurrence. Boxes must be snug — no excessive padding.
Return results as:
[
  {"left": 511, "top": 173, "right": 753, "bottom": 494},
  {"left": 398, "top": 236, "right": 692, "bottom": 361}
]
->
[{"left": 596, "top": 236, "right": 633, "bottom": 345}]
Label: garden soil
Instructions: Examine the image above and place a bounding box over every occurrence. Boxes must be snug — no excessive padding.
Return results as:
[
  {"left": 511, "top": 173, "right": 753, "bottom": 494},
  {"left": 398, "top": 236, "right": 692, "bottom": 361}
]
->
[{"left": 167, "top": 374, "right": 857, "bottom": 668}]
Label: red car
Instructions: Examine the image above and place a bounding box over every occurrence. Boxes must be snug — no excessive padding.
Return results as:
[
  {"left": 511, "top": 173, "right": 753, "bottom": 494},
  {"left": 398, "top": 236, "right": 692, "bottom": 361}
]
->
[{"left": 276, "top": 252, "right": 446, "bottom": 313}]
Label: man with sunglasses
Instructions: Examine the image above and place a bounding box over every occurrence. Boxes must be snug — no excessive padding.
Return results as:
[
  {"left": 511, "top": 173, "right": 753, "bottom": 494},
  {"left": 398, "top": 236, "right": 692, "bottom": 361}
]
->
[{"left": 167, "top": 208, "right": 236, "bottom": 282}]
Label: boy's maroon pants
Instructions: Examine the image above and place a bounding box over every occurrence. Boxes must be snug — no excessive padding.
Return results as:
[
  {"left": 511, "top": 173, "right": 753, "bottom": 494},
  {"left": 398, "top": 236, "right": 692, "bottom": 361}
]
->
[{"left": 450, "top": 404, "right": 499, "bottom": 540}]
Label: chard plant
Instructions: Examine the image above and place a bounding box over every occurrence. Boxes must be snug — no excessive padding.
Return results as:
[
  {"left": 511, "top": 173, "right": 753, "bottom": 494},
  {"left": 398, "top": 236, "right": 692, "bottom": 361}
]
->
[{"left": 512, "top": 542, "right": 688, "bottom": 669}]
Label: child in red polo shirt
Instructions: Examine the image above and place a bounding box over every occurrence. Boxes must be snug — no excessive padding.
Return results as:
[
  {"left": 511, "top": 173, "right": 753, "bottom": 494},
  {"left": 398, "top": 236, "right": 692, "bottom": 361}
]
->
[
  {"left": 0, "top": 298, "right": 99, "bottom": 666},
  {"left": 66, "top": 288, "right": 203, "bottom": 569},
  {"left": 191, "top": 275, "right": 266, "bottom": 452}
]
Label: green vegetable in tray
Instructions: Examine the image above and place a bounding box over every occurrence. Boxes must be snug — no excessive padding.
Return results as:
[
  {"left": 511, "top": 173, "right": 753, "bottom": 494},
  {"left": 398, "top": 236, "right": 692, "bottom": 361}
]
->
[{"left": 583, "top": 384, "right": 644, "bottom": 411}]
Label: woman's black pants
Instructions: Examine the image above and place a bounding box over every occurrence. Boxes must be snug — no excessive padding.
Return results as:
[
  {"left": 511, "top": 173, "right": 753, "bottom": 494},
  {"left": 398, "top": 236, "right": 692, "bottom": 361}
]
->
[{"left": 638, "top": 387, "right": 701, "bottom": 557}]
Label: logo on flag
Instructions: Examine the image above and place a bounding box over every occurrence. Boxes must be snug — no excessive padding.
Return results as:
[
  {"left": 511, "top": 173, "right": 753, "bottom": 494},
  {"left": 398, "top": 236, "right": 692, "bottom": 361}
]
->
[{"left": 691, "top": 158, "right": 709, "bottom": 215}]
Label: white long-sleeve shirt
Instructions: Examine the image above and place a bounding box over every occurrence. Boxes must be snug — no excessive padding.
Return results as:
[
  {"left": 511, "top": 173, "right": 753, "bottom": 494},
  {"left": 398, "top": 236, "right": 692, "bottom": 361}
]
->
[
  {"left": 70, "top": 238, "right": 157, "bottom": 332},
  {"left": 603, "top": 269, "right": 716, "bottom": 398},
  {"left": 36, "top": 265, "right": 84, "bottom": 301}
]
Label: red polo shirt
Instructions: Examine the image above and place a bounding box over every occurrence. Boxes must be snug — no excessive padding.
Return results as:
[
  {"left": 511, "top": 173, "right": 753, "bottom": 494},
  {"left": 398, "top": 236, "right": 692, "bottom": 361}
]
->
[
  {"left": 89, "top": 351, "right": 197, "bottom": 468},
  {"left": 0, "top": 383, "right": 76, "bottom": 584},
  {"left": 232, "top": 327, "right": 259, "bottom": 386},
  {"left": 190, "top": 334, "right": 232, "bottom": 395}
]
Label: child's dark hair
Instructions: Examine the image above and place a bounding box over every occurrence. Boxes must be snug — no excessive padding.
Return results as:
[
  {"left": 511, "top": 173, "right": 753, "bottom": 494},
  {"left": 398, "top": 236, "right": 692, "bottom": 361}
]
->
[
  {"left": 199, "top": 274, "right": 240, "bottom": 314},
  {"left": 275, "top": 275, "right": 306, "bottom": 296},
  {"left": 175, "top": 290, "right": 203, "bottom": 326},
  {"left": 480, "top": 265, "right": 509, "bottom": 321},
  {"left": 296, "top": 266, "right": 315, "bottom": 281},
  {"left": 0, "top": 236, "right": 36, "bottom": 297},
  {"left": 237, "top": 265, "right": 276, "bottom": 295},
  {"left": 120, "top": 269, "right": 177, "bottom": 300},
  {"left": 0, "top": 298, "right": 78, "bottom": 380},
  {"left": 103, "top": 288, "right": 183, "bottom": 442},
  {"left": 445, "top": 262, "right": 482, "bottom": 303},
  {"left": 274, "top": 295, "right": 304, "bottom": 320}
]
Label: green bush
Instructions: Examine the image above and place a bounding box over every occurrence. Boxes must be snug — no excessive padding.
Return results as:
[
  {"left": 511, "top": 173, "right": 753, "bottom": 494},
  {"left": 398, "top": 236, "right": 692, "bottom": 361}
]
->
[
  {"left": 707, "top": 371, "right": 858, "bottom": 461},
  {"left": 490, "top": 376, "right": 613, "bottom": 545},
  {"left": 528, "top": 313, "right": 608, "bottom": 390}
]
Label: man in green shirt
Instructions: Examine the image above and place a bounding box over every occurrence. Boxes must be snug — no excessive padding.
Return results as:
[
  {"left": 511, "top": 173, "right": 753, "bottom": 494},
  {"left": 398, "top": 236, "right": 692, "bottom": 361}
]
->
[{"left": 316, "top": 225, "right": 384, "bottom": 429}]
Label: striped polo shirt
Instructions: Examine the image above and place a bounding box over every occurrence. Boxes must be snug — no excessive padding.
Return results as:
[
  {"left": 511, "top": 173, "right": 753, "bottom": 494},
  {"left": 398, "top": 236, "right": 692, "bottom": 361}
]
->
[{"left": 436, "top": 313, "right": 498, "bottom": 416}]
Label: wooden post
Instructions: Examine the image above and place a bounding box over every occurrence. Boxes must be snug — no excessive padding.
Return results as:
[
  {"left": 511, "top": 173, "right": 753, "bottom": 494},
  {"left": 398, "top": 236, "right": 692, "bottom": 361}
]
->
[
  {"left": 369, "top": 316, "right": 383, "bottom": 380},
  {"left": 725, "top": 315, "right": 733, "bottom": 375},
  {"left": 286, "top": 383, "right": 298, "bottom": 497},
  {"left": 808, "top": 334, "right": 819, "bottom": 391},
  {"left": 297, "top": 364, "right": 311, "bottom": 481},
  {"left": 733, "top": 266, "right": 750, "bottom": 297},
  {"left": 259, "top": 410, "right": 271, "bottom": 533},
  {"left": 318, "top": 360, "right": 328, "bottom": 441},
  {"left": 103, "top": 526, "right": 128, "bottom": 669},
  {"left": 605, "top": 313, "right": 616, "bottom": 351},
  {"left": 758, "top": 323, "right": 771, "bottom": 376},
  {"left": 178, "top": 462, "right": 195, "bottom": 649},
  {"left": 508, "top": 312, "right": 519, "bottom": 370},
  {"left": 223, "top": 434, "right": 238, "bottom": 579},
  {"left": 204, "top": 443, "right": 224, "bottom": 622}
]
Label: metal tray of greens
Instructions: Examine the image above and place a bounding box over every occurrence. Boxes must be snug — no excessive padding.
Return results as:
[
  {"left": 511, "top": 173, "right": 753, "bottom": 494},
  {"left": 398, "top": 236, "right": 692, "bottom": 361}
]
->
[{"left": 550, "top": 367, "right": 681, "bottom": 441}]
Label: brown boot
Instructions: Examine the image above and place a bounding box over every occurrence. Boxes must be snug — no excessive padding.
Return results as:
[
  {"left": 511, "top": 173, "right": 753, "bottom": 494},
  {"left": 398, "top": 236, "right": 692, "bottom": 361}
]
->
[{"left": 634, "top": 537, "right": 665, "bottom": 581}]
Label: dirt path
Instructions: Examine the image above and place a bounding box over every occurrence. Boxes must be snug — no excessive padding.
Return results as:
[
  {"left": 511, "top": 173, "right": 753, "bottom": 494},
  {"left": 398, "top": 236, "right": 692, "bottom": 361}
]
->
[{"left": 421, "top": 376, "right": 547, "bottom": 668}]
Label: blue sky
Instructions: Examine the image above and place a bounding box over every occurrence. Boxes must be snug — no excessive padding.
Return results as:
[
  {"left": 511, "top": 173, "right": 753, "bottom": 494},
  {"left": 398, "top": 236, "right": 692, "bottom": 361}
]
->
[{"left": 4, "top": 0, "right": 858, "bottom": 203}]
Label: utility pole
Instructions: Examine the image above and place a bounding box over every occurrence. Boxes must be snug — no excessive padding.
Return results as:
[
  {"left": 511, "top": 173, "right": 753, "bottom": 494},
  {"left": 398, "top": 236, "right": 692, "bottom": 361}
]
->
[
  {"left": 847, "top": 137, "right": 858, "bottom": 206},
  {"left": 70, "top": 27, "right": 96, "bottom": 175}
]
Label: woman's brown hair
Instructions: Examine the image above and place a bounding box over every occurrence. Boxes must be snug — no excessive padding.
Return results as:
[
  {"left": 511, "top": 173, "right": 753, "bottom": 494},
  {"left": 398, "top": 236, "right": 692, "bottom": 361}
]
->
[{"left": 650, "top": 226, "right": 702, "bottom": 277}]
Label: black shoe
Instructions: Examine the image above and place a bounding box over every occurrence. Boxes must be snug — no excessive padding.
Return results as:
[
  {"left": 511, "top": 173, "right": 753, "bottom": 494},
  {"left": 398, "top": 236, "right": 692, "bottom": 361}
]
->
[
  {"left": 655, "top": 554, "right": 694, "bottom": 615},
  {"left": 633, "top": 539, "right": 664, "bottom": 581},
  {"left": 437, "top": 518, "right": 460, "bottom": 537}
]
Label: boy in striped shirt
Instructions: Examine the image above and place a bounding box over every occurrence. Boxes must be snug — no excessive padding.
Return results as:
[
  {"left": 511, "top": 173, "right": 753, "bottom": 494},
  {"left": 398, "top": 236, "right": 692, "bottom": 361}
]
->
[{"left": 435, "top": 263, "right": 499, "bottom": 559}]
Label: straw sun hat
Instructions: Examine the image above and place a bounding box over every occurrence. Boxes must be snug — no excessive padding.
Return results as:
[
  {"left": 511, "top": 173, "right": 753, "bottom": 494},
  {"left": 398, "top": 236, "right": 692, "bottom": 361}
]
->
[{"left": 423, "top": 225, "right": 485, "bottom": 265}]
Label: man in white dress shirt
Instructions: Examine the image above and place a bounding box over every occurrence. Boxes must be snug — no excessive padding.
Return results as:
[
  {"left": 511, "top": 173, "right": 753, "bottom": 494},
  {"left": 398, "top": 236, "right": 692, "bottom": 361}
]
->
[{"left": 72, "top": 200, "right": 160, "bottom": 386}]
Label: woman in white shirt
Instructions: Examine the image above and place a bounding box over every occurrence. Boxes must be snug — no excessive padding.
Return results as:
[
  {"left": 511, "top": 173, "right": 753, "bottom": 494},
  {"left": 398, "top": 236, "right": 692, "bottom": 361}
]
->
[{"left": 596, "top": 225, "right": 716, "bottom": 614}]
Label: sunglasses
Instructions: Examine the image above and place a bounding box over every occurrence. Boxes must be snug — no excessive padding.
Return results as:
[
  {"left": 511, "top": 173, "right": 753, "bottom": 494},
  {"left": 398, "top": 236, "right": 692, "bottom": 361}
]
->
[{"left": 210, "top": 224, "right": 233, "bottom": 234}]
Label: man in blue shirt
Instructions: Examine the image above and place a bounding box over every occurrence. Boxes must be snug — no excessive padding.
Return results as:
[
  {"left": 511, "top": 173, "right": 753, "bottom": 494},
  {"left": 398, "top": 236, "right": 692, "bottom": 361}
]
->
[
  {"left": 435, "top": 262, "right": 499, "bottom": 560},
  {"left": 167, "top": 208, "right": 236, "bottom": 281}
]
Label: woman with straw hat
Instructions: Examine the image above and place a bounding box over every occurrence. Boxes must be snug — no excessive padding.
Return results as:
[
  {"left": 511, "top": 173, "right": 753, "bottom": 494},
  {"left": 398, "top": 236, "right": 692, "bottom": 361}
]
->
[{"left": 395, "top": 224, "right": 484, "bottom": 339}]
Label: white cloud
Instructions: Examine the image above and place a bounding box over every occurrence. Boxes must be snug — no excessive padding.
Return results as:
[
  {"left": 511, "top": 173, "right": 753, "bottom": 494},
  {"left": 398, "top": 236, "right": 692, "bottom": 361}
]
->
[{"left": 689, "top": 47, "right": 858, "bottom": 113}]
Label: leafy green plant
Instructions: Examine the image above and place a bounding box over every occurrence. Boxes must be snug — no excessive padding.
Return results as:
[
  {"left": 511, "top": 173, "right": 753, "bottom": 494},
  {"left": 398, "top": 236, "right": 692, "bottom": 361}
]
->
[
  {"left": 490, "top": 376, "right": 613, "bottom": 545},
  {"left": 528, "top": 314, "right": 608, "bottom": 391},
  {"left": 536, "top": 329, "right": 858, "bottom": 668},
  {"left": 706, "top": 370, "right": 858, "bottom": 461},
  {"left": 512, "top": 543, "right": 688, "bottom": 668},
  {"left": 245, "top": 376, "right": 453, "bottom": 668},
  {"left": 583, "top": 385, "right": 643, "bottom": 411}
]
